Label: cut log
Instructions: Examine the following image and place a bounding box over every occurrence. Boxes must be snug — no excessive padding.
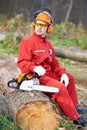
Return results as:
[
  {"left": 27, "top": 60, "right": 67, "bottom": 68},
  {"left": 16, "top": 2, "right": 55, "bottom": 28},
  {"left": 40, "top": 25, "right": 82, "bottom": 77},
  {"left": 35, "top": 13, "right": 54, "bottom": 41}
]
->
[
  {"left": 0, "top": 53, "right": 20, "bottom": 94},
  {"left": 0, "top": 90, "right": 60, "bottom": 130},
  {"left": 66, "top": 68, "right": 87, "bottom": 86},
  {"left": 6, "top": 90, "right": 60, "bottom": 130},
  {"left": 55, "top": 47, "right": 87, "bottom": 62},
  {"left": 0, "top": 53, "right": 60, "bottom": 130}
]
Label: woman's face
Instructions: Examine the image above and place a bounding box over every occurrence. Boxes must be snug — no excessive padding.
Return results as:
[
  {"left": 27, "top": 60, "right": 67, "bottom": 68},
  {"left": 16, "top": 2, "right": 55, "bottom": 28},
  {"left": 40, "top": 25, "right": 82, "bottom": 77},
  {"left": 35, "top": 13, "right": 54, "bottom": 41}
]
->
[{"left": 34, "top": 20, "right": 48, "bottom": 37}]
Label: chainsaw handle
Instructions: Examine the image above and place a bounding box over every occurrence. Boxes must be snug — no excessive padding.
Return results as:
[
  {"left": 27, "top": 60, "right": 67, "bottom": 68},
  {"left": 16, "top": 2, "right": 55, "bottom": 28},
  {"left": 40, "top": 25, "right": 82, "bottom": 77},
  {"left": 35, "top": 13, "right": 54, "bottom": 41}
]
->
[
  {"left": 23, "top": 71, "right": 40, "bottom": 80},
  {"left": 7, "top": 78, "right": 18, "bottom": 89},
  {"left": 32, "top": 72, "right": 41, "bottom": 79}
]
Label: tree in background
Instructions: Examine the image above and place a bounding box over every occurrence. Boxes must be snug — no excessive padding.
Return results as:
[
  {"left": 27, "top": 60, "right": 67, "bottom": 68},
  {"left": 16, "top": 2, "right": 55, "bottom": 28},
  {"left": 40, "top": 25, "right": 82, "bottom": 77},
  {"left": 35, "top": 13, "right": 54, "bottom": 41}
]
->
[{"left": 0, "top": 0, "right": 87, "bottom": 27}]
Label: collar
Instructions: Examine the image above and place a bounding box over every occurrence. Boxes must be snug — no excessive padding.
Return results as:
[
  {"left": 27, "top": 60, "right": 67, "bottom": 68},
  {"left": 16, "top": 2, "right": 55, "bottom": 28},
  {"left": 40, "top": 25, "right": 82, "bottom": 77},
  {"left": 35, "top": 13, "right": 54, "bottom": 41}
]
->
[{"left": 33, "top": 32, "right": 48, "bottom": 43}]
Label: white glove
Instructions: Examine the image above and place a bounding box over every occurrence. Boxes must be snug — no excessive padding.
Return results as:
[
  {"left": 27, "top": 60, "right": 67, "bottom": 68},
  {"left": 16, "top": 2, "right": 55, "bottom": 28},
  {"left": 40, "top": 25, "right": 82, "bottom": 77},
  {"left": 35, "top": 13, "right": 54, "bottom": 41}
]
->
[
  {"left": 60, "top": 73, "right": 69, "bottom": 87},
  {"left": 34, "top": 66, "right": 46, "bottom": 76}
]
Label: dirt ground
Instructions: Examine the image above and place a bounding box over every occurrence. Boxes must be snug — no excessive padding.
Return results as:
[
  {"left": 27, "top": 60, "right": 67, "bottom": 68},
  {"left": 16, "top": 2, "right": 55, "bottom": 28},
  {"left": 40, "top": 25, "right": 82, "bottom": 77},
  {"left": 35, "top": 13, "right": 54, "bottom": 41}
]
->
[{"left": 76, "top": 83, "right": 87, "bottom": 108}]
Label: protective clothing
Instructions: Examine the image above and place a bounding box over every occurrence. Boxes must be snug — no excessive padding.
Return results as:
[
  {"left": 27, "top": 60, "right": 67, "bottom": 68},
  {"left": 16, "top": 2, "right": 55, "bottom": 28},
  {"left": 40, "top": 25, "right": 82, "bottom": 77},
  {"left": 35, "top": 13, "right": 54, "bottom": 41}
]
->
[
  {"left": 34, "top": 66, "right": 46, "bottom": 76},
  {"left": 17, "top": 33, "right": 80, "bottom": 121},
  {"left": 60, "top": 73, "right": 69, "bottom": 87}
]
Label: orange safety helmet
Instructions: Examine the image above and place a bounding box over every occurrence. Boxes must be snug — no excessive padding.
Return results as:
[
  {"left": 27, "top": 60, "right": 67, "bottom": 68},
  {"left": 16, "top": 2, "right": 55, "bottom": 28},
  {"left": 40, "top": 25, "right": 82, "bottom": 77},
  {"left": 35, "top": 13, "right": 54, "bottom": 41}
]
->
[{"left": 35, "top": 12, "right": 52, "bottom": 25}]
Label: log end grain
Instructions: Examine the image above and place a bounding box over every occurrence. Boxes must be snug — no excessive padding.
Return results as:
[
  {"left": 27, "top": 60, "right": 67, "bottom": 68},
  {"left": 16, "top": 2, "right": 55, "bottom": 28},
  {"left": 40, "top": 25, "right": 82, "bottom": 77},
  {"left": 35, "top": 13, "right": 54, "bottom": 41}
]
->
[{"left": 16, "top": 100, "right": 60, "bottom": 130}]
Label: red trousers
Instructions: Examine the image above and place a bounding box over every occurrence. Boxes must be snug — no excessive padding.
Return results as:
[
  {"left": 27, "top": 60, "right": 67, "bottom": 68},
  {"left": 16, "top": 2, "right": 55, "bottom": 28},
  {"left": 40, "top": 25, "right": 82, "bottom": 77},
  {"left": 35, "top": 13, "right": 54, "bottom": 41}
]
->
[{"left": 40, "top": 72, "right": 80, "bottom": 121}]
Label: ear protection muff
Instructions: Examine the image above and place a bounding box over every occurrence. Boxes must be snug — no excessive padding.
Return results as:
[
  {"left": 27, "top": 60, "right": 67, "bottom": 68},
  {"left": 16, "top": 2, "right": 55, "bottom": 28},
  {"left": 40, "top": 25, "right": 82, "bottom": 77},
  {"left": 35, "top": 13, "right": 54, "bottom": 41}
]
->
[
  {"left": 31, "top": 23, "right": 35, "bottom": 30},
  {"left": 47, "top": 25, "right": 52, "bottom": 33}
]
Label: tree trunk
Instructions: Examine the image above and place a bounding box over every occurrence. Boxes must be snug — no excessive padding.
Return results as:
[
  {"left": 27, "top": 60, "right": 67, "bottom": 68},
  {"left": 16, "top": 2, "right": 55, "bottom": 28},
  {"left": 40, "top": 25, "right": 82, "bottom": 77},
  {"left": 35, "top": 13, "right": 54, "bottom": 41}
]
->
[
  {"left": 55, "top": 47, "right": 87, "bottom": 62},
  {"left": 65, "top": 0, "right": 73, "bottom": 22}
]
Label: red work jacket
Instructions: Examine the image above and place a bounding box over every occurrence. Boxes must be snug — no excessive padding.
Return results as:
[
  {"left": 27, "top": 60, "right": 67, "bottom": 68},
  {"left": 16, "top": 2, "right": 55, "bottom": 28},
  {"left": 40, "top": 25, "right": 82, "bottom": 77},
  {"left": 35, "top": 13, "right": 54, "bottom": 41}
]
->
[{"left": 17, "top": 33, "right": 66, "bottom": 77}]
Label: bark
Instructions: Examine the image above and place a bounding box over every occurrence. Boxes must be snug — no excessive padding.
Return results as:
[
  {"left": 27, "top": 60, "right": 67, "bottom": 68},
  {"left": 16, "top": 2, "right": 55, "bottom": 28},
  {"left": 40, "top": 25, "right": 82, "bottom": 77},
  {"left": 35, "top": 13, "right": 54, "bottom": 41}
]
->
[
  {"left": 0, "top": 53, "right": 20, "bottom": 94},
  {"left": 0, "top": 92, "right": 9, "bottom": 114},
  {"left": 55, "top": 47, "right": 87, "bottom": 62}
]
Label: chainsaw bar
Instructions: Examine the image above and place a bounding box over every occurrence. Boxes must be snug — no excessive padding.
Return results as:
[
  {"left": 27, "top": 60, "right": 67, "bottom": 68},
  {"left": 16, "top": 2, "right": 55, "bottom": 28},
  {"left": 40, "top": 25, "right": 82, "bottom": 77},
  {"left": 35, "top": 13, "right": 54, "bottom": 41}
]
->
[{"left": 19, "top": 80, "right": 59, "bottom": 93}]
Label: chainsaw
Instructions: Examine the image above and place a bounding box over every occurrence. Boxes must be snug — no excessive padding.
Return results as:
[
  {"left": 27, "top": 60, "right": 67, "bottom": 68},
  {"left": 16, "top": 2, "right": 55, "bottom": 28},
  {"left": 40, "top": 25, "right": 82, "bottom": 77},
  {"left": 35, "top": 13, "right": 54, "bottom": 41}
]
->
[{"left": 8, "top": 71, "right": 59, "bottom": 93}]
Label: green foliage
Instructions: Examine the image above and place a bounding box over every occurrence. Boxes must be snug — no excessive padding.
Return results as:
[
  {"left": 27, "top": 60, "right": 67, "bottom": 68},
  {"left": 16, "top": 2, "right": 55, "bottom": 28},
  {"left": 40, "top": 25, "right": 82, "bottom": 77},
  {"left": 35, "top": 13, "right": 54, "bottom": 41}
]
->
[
  {"left": 0, "top": 33, "right": 19, "bottom": 56},
  {"left": 0, "top": 14, "right": 26, "bottom": 33},
  {"left": 49, "top": 22, "right": 87, "bottom": 49},
  {"left": 0, "top": 114, "right": 20, "bottom": 130},
  {"left": 50, "top": 37, "right": 74, "bottom": 47},
  {"left": 60, "top": 116, "right": 75, "bottom": 130},
  {"left": 0, "top": 15, "right": 7, "bottom": 25},
  {"left": 0, "top": 15, "right": 31, "bottom": 56}
]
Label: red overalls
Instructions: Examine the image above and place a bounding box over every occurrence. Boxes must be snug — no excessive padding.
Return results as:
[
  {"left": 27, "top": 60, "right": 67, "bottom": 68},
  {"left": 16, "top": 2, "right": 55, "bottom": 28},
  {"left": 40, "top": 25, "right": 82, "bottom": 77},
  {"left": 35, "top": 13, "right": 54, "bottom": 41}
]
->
[{"left": 17, "top": 33, "right": 80, "bottom": 121}]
